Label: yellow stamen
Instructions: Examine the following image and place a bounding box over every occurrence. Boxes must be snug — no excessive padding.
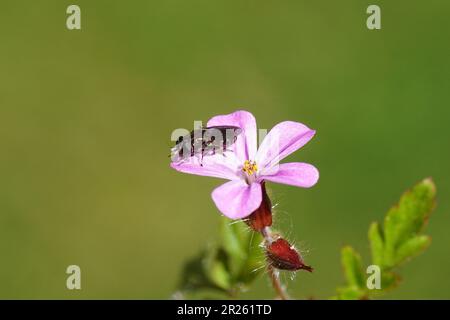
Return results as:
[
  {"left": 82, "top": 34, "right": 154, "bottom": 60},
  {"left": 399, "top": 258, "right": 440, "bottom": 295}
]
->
[{"left": 242, "top": 160, "right": 258, "bottom": 176}]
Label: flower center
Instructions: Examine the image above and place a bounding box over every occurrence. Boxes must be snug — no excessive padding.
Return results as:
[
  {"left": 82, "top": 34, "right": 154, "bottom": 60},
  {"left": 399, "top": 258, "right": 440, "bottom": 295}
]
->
[{"left": 242, "top": 160, "right": 258, "bottom": 176}]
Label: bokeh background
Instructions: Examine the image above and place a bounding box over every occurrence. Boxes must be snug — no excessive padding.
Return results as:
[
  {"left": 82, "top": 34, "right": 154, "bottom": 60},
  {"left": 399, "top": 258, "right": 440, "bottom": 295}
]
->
[{"left": 1, "top": 0, "right": 449, "bottom": 299}]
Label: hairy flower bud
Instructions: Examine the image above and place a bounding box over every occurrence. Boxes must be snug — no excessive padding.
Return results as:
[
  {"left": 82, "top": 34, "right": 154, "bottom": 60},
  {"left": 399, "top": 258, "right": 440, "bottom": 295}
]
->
[
  {"left": 245, "top": 182, "right": 272, "bottom": 231},
  {"left": 266, "top": 238, "right": 313, "bottom": 272}
]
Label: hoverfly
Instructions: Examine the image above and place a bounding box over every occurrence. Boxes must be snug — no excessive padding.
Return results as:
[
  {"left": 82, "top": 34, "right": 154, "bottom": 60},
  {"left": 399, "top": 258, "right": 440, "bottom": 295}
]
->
[{"left": 170, "top": 126, "right": 242, "bottom": 165}]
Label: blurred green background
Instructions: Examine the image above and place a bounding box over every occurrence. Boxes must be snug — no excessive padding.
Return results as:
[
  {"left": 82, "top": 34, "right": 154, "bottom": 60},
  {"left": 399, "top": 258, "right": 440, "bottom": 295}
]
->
[{"left": 1, "top": 0, "right": 449, "bottom": 299}]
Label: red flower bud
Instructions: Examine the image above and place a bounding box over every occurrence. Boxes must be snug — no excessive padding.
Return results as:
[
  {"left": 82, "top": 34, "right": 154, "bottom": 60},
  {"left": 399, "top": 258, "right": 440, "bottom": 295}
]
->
[
  {"left": 266, "top": 238, "right": 313, "bottom": 272},
  {"left": 245, "top": 182, "right": 273, "bottom": 231}
]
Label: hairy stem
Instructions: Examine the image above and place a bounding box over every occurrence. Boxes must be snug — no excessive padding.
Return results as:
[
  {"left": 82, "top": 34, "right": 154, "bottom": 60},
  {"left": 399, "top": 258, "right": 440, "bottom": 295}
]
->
[{"left": 267, "top": 264, "right": 290, "bottom": 300}]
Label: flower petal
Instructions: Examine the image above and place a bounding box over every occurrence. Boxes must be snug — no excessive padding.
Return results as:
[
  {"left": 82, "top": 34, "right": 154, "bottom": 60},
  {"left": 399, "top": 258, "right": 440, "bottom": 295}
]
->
[
  {"left": 211, "top": 180, "right": 262, "bottom": 219},
  {"left": 255, "top": 121, "right": 315, "bottom": 169},
  {"left": 207, "top": 110, "right": 257, "bottom": 162},
  {"left": 170, "top": 152, "right": 241, "bottom": 180},
  {"left": 261, "top": 162, "right": 319, "bottom": 188}
]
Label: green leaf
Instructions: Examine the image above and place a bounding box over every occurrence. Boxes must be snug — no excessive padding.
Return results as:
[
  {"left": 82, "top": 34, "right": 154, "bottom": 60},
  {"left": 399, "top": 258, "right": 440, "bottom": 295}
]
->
[
  {"left": 341, "top": 246, "right": 365, "bottom": 289},
  {"left": 365, "top": 271, "right": 401, "bottom": 299},
  {"left": 220, "top": 218, "right": 248, "bottom": 277},
  {"left": 238, "top": 233, "right": 265, "bottom": 285},
  {"left": 203, "top": 245, "right": 232, "bottom": 291},
  {"left": 177, "top": 217, "right": 265, "bottom": 298},
  {"left": 220, "top": 217, "right": 264, "bottom": 285},
  {"left": 394, "top": 235, "right": 431, "bottom": 266},
  {"left": 178, "top": 247, "right": 228, "bottom": 295},
  {"left": 335, "top": 286, "right": 366, "bottom": 300},
  {"left": 380, "top": 271, "right": 401, "bottom": 291},
  {"left": 336, "top": 178, "right": 436, "bottom": 300},
  {"left": 368, "top": 222, "right": 385, "bottom": 267},
  {"left": 383, "top": 178, "right": 436, "bottom": 267}
]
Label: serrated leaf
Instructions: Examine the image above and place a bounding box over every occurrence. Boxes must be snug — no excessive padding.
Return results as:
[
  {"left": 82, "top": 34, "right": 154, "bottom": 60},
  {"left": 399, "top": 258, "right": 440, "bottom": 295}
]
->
[
  {"left": 336, "top": 178, "right": 436, "bottom": 300},
  {"left": 383, "top": 178, "right": 436, "bottom": 267},
  {"left": 368, "top": 222, "right": 385, "bottom": 267},
  {"left": 341, "top": 246, "right": 365, "bottom": 289},
  {"left": 394, "top": 235, "right": 431, "bottom": 266}
]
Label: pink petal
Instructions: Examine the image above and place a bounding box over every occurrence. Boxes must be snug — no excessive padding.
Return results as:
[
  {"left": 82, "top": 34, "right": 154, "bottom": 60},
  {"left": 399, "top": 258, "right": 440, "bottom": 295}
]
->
[
  {"left": 207, "top": 110, "right": 257, "bottom": 162},
  {"left": 170, "top": 153, "right": 240, "bottom": 180},
  {"left": 255, "top": 121, "right": 315, "bottom": 169},
  {"left": 211, "top": 180, "right": 262, "bottom": 219},
  {"left": 261, "top": 162, "right": 319, "bottom": 188}
]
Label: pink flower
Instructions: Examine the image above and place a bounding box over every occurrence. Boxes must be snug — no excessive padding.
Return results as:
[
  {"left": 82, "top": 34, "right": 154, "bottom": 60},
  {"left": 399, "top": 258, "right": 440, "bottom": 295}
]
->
[{"left": 170, "top": 110, "right": 319, "bottom": 219}]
